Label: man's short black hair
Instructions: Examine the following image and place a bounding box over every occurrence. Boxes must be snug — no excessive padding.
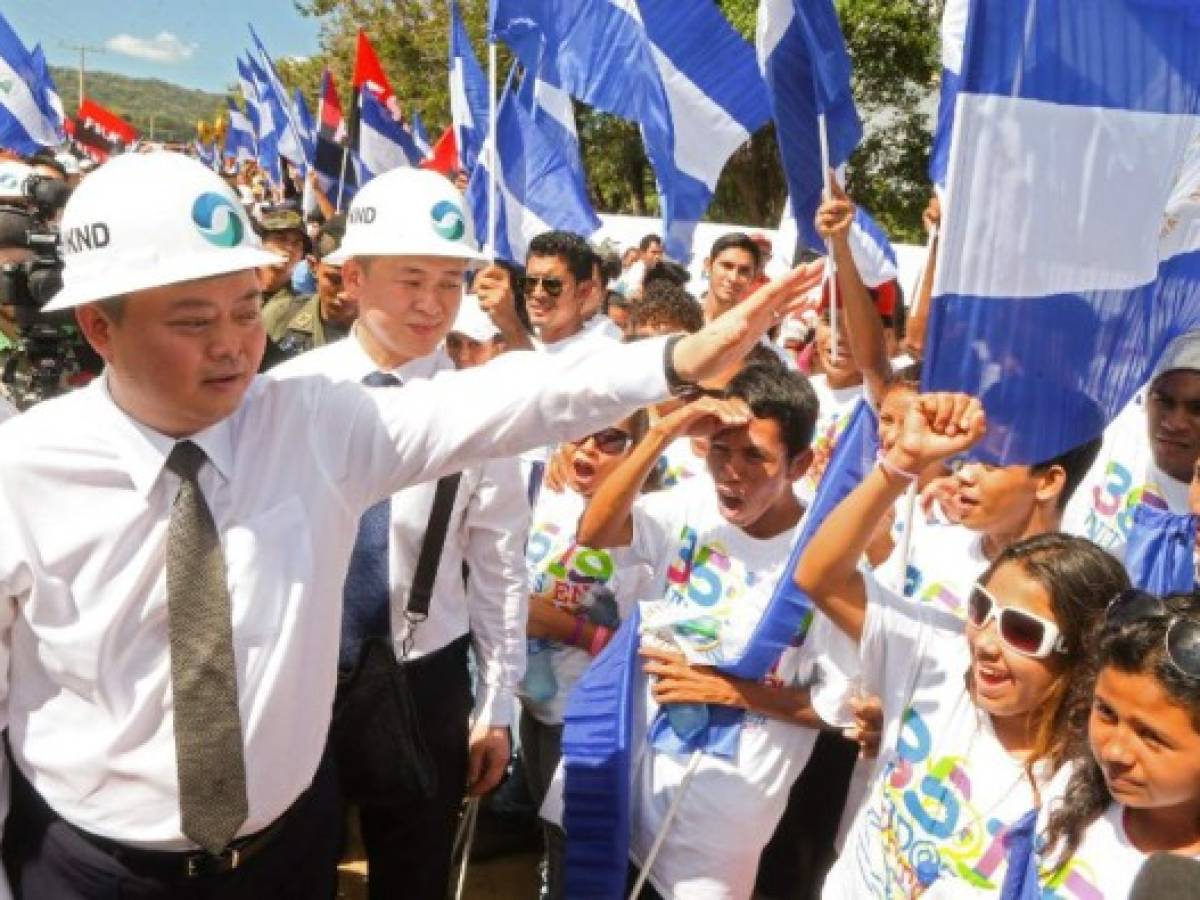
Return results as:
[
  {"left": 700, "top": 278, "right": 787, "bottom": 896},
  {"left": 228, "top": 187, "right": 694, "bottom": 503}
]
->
[
  {"left": 724, "top": 365, "right": 819, "bottom": 460},
  {"left": 1031, "top": 436, "right": 1104, "bottom": 511},
  {"left": 631, "top": 281, "right": 704, "bottom": 334},
  {"left": 642, "top": 259, "right": 691, "bottom": 291},
  {"left": 639, "top": 233, "right": 663, "bottom": 252},
  {"left": 708, "top": 232, "right": 762, "bottom": 272},
  {"left": 528, "top": 230, "right": 593, "bottom": 283}
]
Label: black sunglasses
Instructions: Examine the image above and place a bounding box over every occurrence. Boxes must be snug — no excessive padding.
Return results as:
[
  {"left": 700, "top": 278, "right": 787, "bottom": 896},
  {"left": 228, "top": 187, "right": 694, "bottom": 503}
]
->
[
  {"left": 522, "top": 275, "right": 565, "bottom": 298},
  {"left": 1105, "top": 589, "right": 1200, "bottom": 680},
  {"left": 576, "top": 427, "right": 632, "bottom": 455}
]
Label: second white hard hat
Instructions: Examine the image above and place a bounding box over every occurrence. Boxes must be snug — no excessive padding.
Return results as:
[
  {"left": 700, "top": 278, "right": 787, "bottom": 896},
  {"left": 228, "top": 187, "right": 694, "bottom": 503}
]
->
[
  {"left": 326, "top": 167, "right": 485, "bottom": 265},
  {"left": 43, "top": 151, "right": 282, "bottom": 312}
]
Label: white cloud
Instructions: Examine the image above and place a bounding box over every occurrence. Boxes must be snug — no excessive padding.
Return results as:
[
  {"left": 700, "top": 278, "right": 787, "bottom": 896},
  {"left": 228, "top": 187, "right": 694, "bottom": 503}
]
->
[{"left": 105, "top": 31, "right": 197, "bottom": 64}]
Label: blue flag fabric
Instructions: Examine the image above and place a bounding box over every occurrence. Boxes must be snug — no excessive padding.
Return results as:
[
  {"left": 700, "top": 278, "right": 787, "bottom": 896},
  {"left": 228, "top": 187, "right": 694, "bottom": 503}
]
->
[
  {"left": 236, "top": 57, "right": 262, "bottom": 138},
  {"left": 449, "top": 0, "right": 490, "bottom": 174},
  {"left": 291, "top": 87, "right": 317, "bottom": 162},
  {"left": 929, "top": 0, "right": 968, "bottom": 191},
  {"left": 922, "top": 0, "right": 1200, "bottom": 466},
  {"left": 243, "top": 54, "right": 282, "bottom": 185},
  {"left": 561, "top": 606, "right": 641, "bottom": 900},
  {"left": 410, "top": 110, "right": 433, "bottom": 158},
  {"left": 1125, "top": 504, "right": 1199, "bottom": 595},
  {"left": 997, "top": 808, "right": 1041, "bottom": 900},
  {"left": 225, "top": 98, "right": 257, "bottom": 163},
  {"left": 248, "top": 25, "right": 310, "bottom": 170},
  {"left": 355, "top": 90, "right": 423, "bottom": 183},
  {"left": 0, "top": 13, "right": 65, "bottom": 155},
  {"left": 464, "top": 76, "right": 600, "bottom": 264},
  {"left": 491, "top": 0, "right": 770, "bottom": 262}
]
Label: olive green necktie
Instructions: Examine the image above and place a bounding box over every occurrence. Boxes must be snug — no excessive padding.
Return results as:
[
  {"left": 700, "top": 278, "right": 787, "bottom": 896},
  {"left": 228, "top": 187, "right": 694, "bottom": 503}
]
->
[{"left": 165, "top": 440, "right": 248, "bottom": 855}]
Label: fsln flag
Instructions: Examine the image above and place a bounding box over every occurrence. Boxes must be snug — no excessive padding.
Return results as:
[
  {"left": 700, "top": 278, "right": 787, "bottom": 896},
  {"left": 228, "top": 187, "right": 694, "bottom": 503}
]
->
[
  {"left": 0, "top": 12, "right": 66, "bottom": 154},
  {"left": 353, "top": 29, "right": 397, "bottom": 114},
  {"left": 354, "top": 89, "right": 423, "bottom": 184},
  {"left": 923, "top": 0, "right": 1200, "bottom": 465},
  {"left": 313, "top": 69, "right": 356, "bottom": 205},
  {"left": 465, "top": 77, "right": 601, "bottom": 264},
  {"left": 491, "top": 0, "right": 770, "bottom": 262},
  {"left": 225, "top": 98, "right": 256, "bottom": 163},
  {"left": 72, "top": 97, "right": 138, "bottom": 162},
  {"left": 928, "top": 0, "right": 968, "bottom": 193},
  {"left": 421, "top": 125, "right": 459, "bottom": 176},
  {"left": 449, "top": 0, "right": 490, "bottom": 175},
  {"left": 318, "top": 68, "right": 347, "bottom": 143},
  {"left": 248, "top": 26, "right": 310, "bottom": 170}
]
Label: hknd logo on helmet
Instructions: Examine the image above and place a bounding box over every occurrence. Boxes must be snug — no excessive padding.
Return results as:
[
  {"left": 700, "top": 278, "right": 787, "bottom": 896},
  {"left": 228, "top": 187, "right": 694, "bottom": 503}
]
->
[
  {"left": 191, "top": 193, "right": 245, "bottom": 248},
  {"left": 430, "top": 200, "right": 465, "bottom": 241}
]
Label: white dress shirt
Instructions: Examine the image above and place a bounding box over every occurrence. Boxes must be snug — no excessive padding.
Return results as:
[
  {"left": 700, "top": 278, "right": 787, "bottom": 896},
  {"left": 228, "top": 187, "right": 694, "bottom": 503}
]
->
[
  {"left": 0, "top": 334, "right": 670, "bottom": 873},
  {"left": 273, "top": 335, "right": 530, "bottom": 727},
  {"left": 0, "top": 396, "right": 16, "bottom": 424}
]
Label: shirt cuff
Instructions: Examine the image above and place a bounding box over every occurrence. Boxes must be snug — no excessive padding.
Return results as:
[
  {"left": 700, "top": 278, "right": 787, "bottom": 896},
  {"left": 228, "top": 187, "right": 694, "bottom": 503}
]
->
[{"left": 473, "top": 685, "right": 514, "bottom": 729}]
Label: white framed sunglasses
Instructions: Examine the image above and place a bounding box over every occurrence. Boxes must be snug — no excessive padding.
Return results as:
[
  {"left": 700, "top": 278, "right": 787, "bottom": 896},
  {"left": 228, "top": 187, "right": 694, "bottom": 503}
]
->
[{"left": 967, "top": 583, "right": 1068, "bottom": 659}]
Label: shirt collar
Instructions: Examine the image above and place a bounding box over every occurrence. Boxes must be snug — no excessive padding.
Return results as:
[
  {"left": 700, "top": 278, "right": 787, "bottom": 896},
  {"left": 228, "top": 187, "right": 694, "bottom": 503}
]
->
[
  {"left": 346, "top": 325, "right": 449, "bottom": 383},
  {"left": 94, "top": 373, "right": 236, "bottom": 497}
]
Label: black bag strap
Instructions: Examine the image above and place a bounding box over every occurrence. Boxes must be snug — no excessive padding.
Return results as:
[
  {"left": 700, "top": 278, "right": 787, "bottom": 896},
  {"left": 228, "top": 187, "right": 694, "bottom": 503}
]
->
[{"left": 405, "top": 471, "right": 463, "bottom": 620}]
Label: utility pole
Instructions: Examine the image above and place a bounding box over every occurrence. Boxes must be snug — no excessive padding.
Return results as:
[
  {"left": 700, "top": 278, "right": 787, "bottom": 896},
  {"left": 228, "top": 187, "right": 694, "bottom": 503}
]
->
[{"left": 58, "top": 41, "right": 107, "bottom": 105}]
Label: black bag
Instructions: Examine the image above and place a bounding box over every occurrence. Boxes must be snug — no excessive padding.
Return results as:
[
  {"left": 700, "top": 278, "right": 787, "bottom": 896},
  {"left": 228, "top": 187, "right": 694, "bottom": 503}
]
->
[{"left": 332, "top": 472, "right": 462, "bottom": 808}]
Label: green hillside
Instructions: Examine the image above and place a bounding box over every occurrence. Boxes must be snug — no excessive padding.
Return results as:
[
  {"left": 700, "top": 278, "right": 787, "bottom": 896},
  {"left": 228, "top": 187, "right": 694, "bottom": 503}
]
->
[{"left": 50, "top": 66, "right": 227, "bottom": 144}]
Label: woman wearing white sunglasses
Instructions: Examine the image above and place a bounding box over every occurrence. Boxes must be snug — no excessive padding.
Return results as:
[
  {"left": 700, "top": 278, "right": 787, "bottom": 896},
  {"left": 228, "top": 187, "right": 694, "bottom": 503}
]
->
[{"left": 793, "top": 392, "right": 1130, "bottom": 897}]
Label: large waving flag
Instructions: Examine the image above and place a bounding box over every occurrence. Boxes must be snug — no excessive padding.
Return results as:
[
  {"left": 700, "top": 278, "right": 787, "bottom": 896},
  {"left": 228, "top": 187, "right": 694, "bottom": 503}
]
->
[
  {"left": 923, "top": 0, "right": 1200, "bottom": 466},
  {"left": 0, "top": 13, "right": 66, "bottom": 155},
  {"left": 449, "top": 0, "right": 490, "bottom": 174},
  {"left": 224, "top": 98, "right": 256, "bottom": 163},
  {"left": 248, "top": 26, "right": 309, "bottom": 171},
  {"left": 236, "top": 56, "right": 262, "bottom": 138},
  {"left": 516, "top": 55, "right": 582, "bottom": 171},
  {"left": 756, "top": 0, "right": 897, "bottom": 288},
  {"left": 242, "top": 54, "right": 281, "bottom": 185},
  {"left": 491, "top": 0, "right": 770, "bottom": 262},
  {"left": 928, "top": 0, "right": 968, "bottom": 193},
  {"left": 354, "top": 89, "right": 423, "bottom": 184},
  {"left": 465, "top": 78, "right": 600, "bottom": 264}
]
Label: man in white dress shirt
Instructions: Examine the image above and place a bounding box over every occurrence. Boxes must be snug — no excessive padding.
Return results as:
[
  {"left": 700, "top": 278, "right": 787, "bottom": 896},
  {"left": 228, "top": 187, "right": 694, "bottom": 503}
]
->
[
  {"left": 0, "top": 151, "right": 819, "bottom": 900},
  {"left": 272, "top": 169, "right": 530, "bottom": 899}
]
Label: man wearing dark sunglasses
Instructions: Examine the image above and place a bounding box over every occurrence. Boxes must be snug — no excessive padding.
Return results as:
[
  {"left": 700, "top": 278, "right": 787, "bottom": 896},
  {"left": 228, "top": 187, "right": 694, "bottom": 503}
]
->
[{"left": 520, "top": 231, "right": 611, "bottom": 351}]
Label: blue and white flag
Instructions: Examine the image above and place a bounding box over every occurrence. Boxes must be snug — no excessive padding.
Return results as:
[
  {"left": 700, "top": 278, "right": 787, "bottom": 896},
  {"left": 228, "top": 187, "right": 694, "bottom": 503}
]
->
[
  {"left": 923, "top": 0, "right": 1200, "bottom": 466},
  {"left": 756, "top": 0, "right": 897, "bottom": 287},
  {"left": 491, "top": 0, "right": 770, "bottom": 262},
  {"left": 291, "top": 86, "right": 316, "bottom": 163},
  {"left": 928, "top": 0, "right": 968, "bottom": 194},
  {"left": 449, "top": 0, "right": 489, "bottom": 174},
  {"left": 0, "top": 13, "right": 65, "bottom": 155},
  {"left": 465, "top": 79, "right": 600, "bottom": 264},
  {"left": 243, "top": 54, "right": 282, "bottom": 185},
  {"left": 248, "top": 26, "right": 310, "bottom": 170},
  {"left": 225, "top": 98, "right": 257, "bottom": 163},
  {"left": 236, "top": 57, "right": 262, "bottom": 138},
  {"left": 410, "top": 110, "right": 433, "bottom": 159},
  {"left": 193, "top": 139, "right": 219, "bottom": 171},
  {"left": 515, "top": 56, "right": 582, "bottom": 172},
  {"left": 354, "top": 89, "right": 423, "bottom": 183}
]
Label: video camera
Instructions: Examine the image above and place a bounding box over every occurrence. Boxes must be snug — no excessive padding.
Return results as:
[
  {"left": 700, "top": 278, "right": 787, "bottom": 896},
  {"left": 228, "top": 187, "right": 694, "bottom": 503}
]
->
[{"left": 0, "top": 171, "right": 98, "bottom": 408}]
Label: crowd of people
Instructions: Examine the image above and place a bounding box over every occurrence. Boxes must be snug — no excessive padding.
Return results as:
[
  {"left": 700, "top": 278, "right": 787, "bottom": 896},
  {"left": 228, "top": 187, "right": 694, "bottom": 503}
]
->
[{"left": 0, "top": 136, "right": 1197, "bottom": 900}]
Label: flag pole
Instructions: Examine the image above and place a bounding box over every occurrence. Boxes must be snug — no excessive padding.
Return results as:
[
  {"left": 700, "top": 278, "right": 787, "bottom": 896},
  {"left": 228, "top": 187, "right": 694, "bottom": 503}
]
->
[
  {"left": 627, "top": 750, "right": 702, "bottom": 900},
  {"left": 817, "top": 113, "right": 838, "bottom": 364},
  {"left": 336, "top": 141, "right": 350, "bottom": 211},
  {"left": 486, "top": 39, "right": 498, "bottom": 263}
]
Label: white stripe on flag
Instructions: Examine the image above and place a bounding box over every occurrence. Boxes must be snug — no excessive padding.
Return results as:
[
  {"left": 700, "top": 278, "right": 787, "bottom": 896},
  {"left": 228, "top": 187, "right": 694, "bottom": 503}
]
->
[
  {"left": 533, "top": 79, "right": 576, "bottom": 139},
  {"left": 940, "top": 94, "right": 1198, "bottom": 299},
  {"left": 0, "top": 54, "right": 58, "bottom": 146}
]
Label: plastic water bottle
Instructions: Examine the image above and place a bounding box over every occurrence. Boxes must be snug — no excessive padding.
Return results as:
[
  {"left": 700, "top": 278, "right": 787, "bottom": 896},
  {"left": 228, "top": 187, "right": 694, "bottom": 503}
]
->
[
  {"left": 667, "top": 702, "right": 709, "bottom": 742},
  {"left": 521, "top": 639, "right": 558, "bottom": 703}
]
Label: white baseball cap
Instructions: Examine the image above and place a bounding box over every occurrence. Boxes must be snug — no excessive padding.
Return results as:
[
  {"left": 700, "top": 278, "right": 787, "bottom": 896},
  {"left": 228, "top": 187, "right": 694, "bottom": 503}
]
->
[
  {"left": 326, "top": 167, "right": 485, "bottom": 265},
  {"left": 450, "top": 294, "right": 500, "bottom": 343},
  {"left": 43, "top": 151, "right": 282, "bottom": 312},
  {"left": 0, "top": 161, "right": 35, "bottom": 202},
  {"left": 1152, "top": 330, "right": 1200, "bottom": 382}
]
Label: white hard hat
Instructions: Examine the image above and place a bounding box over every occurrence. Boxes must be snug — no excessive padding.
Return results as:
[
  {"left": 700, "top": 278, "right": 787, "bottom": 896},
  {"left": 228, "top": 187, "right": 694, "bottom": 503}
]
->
[
  {"left": 326, "top": 167, "right": 485, "bottom": 265},
  {"left": 0, "top": 161, "right": 35, "bottom": 202},
  {"left": 43, "top": 151, "right": 282, "bottom": 312},
  {"left": 450, "top": 294, "right": 500, "bottom": 343}
]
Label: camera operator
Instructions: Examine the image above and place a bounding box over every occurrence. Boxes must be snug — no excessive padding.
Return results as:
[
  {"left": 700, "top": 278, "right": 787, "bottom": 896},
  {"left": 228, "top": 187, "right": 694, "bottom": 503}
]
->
[{"left": 0, "top": 158, "right": 92, "bottom": 410}]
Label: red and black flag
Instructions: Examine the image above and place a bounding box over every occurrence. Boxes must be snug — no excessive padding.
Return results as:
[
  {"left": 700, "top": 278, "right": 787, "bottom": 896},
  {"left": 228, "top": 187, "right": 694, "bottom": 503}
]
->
[{"left": 71, "top": 97, "right": 138, "bottom": 162}]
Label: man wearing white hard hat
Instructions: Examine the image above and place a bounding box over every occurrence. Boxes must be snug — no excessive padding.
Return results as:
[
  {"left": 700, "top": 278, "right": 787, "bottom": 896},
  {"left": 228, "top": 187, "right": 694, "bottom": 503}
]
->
[
  {"left": 272, "top": 167, "right": 530, "bottom": 900},
  {"left": 0, "top": 151, "right": 819, "bottom": 899}
]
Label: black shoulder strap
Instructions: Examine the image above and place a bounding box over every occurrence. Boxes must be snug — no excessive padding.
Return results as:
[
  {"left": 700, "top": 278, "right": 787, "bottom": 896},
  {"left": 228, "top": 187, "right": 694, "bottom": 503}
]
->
[{"left": 406, "top": 472, "right": 464, "bottom": 619}]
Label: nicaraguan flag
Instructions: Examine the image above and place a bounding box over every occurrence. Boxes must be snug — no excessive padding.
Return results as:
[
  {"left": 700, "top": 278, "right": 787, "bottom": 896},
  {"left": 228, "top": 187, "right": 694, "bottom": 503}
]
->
[
  {"left": 411, "top": 111, "right": 433, "bottom": 159},
  {"left": 354, "top": 89, "right": 423, "bottom": 183},
  {"left": 491, "top": 0, "right": 770, "bottom": 262},
  {"left": 923, "top": 0, "right": 1200, "bottom": 465},
  {"left": 225, "top": 99, "right": 256, "bottom": 164},
  {"left": 291, "top": 87, "right": 316, "bottom": 163},
  {"left": 449, "top": 0, "right": 490, "bottom": 174},
  {"left": 515, "top": 56, "right": 582, "bottom": 173},
  {"left": 248, "top": 26, "right": 310, "bottom": 170},
  {"left": 929, "top": 0, "right": 968, "bottom": 193},
  {"left": 243, "top": 54, "right": 282, "bottom": 185},
  {"left": 236, "top": 57, "right": 262, "bottom": 138},
  {"left": 0, "top": 12, "right": 66, "bottom": 155},
  {"left": 756, "top": 0, "right": 897, "bottom": 288},
  {"left": 465, "top": 77, "right": 600, "bottom": 264}
]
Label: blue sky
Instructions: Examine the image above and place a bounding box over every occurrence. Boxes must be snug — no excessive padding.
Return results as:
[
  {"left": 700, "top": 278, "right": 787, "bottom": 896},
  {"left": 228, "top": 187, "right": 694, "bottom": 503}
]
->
[{"left": 3, "top": 1, "right": 325, "bottom": 94}]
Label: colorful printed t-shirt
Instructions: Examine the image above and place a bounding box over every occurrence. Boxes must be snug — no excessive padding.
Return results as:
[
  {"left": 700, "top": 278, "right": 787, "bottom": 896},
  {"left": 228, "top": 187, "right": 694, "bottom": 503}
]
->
[
  {"left": 520, "top": 486, "right": 650, "bottom": 725},
  {"left": 1037, "top": 804, "right": 1151, "bottom": 899},
  {"left": 623, "top": 476, "right": 856, "bottom": 899},
  {"left": 800, "top": 375, "right": 865, "bottom": 501},
  {"left": 824, "top": 574, "right": 1070, "bottom": 899}
]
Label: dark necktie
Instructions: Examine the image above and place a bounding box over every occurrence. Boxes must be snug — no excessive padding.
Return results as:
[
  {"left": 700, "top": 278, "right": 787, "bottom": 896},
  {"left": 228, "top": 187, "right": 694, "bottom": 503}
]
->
[
  {"left": 340, "top": 371, "right": 403, "bottom": 671},
  {"left": 165, "top": 440, "right": 248, "bottom": 855}
]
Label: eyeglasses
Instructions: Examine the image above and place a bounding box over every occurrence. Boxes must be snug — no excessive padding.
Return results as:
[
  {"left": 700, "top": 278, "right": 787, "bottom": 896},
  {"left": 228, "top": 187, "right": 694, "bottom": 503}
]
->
[
  {"left": 521, "top": 275, "right": 565, "bottom": 298},
  {"left": 1105, "top": 589, "right": 1200, "bottom": 680},
  {"left": 576, "top": 427, "right": 632, "bottom": 455},
  {"left": 967, "top": 583, "right": 1068, "bottom": 659}
]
